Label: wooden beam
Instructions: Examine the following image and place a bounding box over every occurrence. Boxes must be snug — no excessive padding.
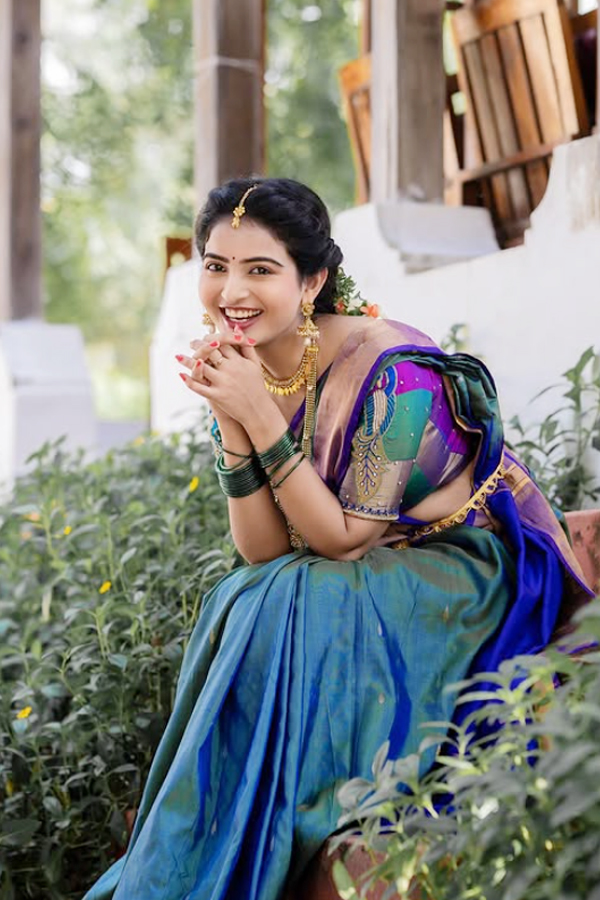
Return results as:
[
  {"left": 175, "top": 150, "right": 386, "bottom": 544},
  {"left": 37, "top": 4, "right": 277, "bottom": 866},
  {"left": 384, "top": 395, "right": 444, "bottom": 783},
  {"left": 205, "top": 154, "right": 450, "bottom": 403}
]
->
[
  {"left": 370, "top": 0, "right": 446, "bottom": 203},
  {"left": 193, "top": 0, "right": 266, "bottom": 207},
  {"left": 0, "top": 0, "right": 42, "bottom": 321}
]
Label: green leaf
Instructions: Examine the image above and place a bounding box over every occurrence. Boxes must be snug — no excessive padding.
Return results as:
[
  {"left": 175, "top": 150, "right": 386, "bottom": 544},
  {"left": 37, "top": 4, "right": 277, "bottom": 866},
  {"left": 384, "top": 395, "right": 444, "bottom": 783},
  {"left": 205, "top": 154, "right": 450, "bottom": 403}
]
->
[{"left": 0, "top": 818, "right": 41, "bottom": 848}]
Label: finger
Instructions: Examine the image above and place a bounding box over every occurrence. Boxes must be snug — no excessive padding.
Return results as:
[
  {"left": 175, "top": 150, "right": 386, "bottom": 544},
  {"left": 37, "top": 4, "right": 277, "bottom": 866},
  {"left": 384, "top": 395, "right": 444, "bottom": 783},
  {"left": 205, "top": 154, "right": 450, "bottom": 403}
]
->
[
  {"left": 198, "top": 359, "right": 220, "bottom": 383},
  {"left": 219, "top": 344, "right": 240, "bottom": 360},
  {"left": 190, "top": 338, "right": 221, "bottom": 361},
  {"left": 238, "top": 343, "right": 261, "bottom": 364},
  {"left": 179, "top": 371, "right": 214, "bottom": 398},
  {"left": 206, "top": 332, "right": 255, "bottom": 350},
  {"left": 175, "top": 353, "right": 201, "bottom": 371},
  {"left": 190, "top": 358, "right": 216, "bottom": 384},
  {"left": 189, "top": 334, "right": 222, "bottom": 353}
]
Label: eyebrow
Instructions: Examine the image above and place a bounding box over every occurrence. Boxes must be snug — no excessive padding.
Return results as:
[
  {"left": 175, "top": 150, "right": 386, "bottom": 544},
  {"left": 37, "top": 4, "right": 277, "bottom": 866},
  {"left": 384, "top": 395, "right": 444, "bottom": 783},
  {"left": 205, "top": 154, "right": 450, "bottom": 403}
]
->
[{"left": 203, "top": 252, "right": 284, "bottom": 268}]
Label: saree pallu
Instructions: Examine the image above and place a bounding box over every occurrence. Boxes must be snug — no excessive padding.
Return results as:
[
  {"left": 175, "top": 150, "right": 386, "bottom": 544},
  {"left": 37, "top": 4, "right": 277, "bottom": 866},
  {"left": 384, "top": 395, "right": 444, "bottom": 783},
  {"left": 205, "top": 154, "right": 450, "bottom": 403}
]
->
[{"left": 84, "top": 319, "right": 592, "bottom": 900}]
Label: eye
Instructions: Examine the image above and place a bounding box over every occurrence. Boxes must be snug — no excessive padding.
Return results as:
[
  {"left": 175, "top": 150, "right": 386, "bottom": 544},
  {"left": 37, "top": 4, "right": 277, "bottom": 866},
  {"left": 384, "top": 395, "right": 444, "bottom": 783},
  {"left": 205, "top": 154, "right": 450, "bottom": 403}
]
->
[
  {"left": 250, "top": 266, "right": 271, "bottom": 276},
  {"left": 204, "top": 261, "right": 225, "bottom": 273}
]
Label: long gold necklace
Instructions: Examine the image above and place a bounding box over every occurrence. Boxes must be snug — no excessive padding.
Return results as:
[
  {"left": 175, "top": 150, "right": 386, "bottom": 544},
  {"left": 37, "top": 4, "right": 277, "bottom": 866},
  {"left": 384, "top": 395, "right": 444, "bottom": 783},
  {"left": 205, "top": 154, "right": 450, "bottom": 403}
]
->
[
  {"left": 267, "top": 333, "right": 318, "bottom": 550},
  {"left": 261, "top": 314, "right": 320, "bottom": 458}
]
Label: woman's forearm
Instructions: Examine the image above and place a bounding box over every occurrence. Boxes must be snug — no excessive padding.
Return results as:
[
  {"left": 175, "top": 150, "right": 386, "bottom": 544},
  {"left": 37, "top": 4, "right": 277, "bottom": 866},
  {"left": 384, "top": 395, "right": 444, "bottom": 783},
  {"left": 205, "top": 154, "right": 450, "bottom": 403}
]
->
[
  {"left": 215, "top": 416, "right": 292, "bottom": 562},
  {"left": 243, "top": 414, "right": 385, "bottom": 560}
]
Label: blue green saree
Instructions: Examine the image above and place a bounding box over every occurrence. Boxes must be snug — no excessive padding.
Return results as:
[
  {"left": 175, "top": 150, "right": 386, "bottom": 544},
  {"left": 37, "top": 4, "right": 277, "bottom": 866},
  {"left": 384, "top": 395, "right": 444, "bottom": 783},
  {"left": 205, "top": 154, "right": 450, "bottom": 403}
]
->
[{"left": 84, "top": 320, "right": 591, "bottom": 900}]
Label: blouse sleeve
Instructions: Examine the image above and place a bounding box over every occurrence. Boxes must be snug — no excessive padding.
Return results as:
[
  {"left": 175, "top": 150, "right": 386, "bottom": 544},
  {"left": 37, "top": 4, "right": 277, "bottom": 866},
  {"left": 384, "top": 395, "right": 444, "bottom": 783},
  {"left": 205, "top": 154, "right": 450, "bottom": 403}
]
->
[{"left": 339, "top": 358, "right": 474, "bottom": 521}]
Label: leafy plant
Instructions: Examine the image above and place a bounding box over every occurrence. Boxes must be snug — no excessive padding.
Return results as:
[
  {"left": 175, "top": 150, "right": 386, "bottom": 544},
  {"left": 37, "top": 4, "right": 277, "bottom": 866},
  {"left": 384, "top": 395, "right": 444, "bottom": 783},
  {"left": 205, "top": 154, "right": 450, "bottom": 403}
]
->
[
  {"left": 0, "top": 432, "right": 233, "bottom": 899},
  {"left": 508, "top": 346, "right": 600, "bottom": 511},
  {"left": 333, "top": 602, "right": 600, "bottom": 900}
]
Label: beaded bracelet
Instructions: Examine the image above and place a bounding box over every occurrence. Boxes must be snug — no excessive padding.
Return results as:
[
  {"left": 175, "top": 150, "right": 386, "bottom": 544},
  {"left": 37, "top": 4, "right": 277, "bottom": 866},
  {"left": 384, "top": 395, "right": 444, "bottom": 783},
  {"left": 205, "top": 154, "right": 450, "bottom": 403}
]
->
[
  {"left": 215, "top": 453, "right": 267, "bottom": 498},
  {"left": 270, "top": 453, "right": 305, "bottom": 490},
  {"left": 257, "top": 428, "right": 299, "bottom": 471}
]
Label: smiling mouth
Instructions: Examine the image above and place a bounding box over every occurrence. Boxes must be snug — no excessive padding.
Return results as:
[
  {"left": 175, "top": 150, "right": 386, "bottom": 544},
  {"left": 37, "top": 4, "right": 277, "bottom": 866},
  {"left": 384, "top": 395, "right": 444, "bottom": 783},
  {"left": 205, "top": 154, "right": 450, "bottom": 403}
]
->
[{"left": 222, "top": 308, "right": 262, "bottom": 321}]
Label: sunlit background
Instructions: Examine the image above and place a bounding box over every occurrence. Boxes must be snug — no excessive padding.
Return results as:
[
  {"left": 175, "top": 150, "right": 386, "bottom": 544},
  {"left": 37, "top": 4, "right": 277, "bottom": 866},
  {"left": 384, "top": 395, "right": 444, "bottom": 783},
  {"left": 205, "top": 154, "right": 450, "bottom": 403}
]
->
[{"left": 40, "top": 0, "right": 361, "bottom": 421}]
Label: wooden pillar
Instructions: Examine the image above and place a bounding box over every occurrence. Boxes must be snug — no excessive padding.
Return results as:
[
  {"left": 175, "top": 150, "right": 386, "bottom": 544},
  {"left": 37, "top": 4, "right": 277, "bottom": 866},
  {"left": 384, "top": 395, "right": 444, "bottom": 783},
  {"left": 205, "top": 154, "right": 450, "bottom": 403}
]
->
[
  {"left": 370, "top": 0, "right": 446, "bottom": 203},
  {"left": 597, "top": 5, "right": 600, "bottom": 132},
  {"left": 193, "top": 0, "right": 266, "bottom": 206},
  {"left": 0, "top": 0, "right": 42, "bottom": 321},
  {"left": 361, "top": 0, "right": 372, "bottom": 54}
]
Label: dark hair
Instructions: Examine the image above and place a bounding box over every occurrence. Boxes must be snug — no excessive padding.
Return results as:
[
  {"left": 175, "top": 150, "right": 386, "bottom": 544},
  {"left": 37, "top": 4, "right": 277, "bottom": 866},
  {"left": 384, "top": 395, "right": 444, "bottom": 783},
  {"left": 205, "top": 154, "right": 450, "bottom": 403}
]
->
[{"left": 194, "top": 176, "right": 344, "bottom": 314}]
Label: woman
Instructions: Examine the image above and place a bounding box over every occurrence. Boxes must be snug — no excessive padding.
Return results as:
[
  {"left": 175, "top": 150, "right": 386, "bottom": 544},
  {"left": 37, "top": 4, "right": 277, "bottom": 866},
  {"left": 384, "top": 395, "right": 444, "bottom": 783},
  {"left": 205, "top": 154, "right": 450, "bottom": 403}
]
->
[{"left": 85, "top": 177, "right": 591, "bottom": 900}]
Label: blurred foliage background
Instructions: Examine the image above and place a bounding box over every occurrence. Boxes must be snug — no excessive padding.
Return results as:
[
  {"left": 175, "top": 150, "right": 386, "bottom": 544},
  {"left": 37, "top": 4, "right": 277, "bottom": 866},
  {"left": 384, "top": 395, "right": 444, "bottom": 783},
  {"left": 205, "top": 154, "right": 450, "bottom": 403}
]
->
[{"left": 41, "top": 0, "right": 359, "bottom": 421}]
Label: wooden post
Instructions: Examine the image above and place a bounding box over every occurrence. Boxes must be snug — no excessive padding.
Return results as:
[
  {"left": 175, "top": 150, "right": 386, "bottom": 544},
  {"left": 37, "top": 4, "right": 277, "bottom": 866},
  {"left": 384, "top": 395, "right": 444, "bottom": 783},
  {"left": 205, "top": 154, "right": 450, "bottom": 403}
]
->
[
  {"left": 361, "top": 0, "right": 372, "bottom": 54},
  {"left": 193, "top": 0, "right": 266, "bottom": 207},
  {"left": 370, "top": 0, "right": 446, "bottom": 203},
  {"left": 0, "top": 0, "right": 42, "bottom": 321},
  {"left": 597, "top": 5, "right": 600, "bottom": 131}
]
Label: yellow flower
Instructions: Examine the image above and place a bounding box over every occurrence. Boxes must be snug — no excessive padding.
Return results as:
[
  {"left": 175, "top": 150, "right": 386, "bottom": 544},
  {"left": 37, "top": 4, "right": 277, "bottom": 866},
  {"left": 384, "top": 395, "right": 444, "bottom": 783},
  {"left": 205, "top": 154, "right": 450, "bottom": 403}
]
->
[
  {"left": 188, "top": 476, "right": 200, "bottom": 493},
  {"left": 16, "top": 706, "right": 32, "bottom": 720},
  {"left": 23, "top": 511, "right": 40, "bottom": 523},
  {"left": 99, "top": 580, "right": 112, "bottom": 594},
  {"left": 63, "top": 525, "right": 72, "bottom": 536},
  {"left": 133, "top": 435, "right": 145, "bottom": 446}
]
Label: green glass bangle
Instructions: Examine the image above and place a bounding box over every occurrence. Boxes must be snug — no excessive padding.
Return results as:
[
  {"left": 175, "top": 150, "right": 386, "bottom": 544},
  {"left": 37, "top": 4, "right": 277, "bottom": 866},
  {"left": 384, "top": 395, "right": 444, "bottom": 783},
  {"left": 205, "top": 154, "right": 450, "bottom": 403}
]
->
[
  {"left": 211, "top": 435, "right": 253, "bottom": 461},
  {"left": 257, "top": 428, "right": 299, "bottom": 470},
  {"left": 221, "top": 445, "right": 254, "bottom": 460},
  {"left": 271, "top": 453, "right": 305, "bottom": 490},
  {"left": 215, "top": 454, "right": 266, "bottom": 498},
  {"left": 267, "top": 451, "right": 298, "bottom": 481}
]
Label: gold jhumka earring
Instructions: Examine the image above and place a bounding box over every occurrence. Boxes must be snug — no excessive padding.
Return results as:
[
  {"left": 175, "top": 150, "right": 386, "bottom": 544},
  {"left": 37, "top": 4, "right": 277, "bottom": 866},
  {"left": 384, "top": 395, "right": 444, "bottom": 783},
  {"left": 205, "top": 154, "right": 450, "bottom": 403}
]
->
[{"left": 202, "top": 312, "right": 214, "bottom": 328}]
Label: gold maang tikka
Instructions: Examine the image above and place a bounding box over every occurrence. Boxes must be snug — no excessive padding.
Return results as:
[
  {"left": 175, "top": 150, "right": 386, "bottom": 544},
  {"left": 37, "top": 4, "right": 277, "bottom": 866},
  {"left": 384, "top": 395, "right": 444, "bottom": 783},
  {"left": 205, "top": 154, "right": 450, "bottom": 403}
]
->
[{"left": 231, "top": 185, "right": 259, "bottom": 229}]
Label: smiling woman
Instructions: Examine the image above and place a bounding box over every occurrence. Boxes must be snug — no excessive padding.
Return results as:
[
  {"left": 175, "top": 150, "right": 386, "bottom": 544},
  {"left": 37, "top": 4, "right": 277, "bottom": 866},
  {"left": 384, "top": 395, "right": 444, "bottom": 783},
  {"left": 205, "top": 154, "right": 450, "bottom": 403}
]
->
[{"left": 84, "top": 177, "right": 594, "bottom": 900}]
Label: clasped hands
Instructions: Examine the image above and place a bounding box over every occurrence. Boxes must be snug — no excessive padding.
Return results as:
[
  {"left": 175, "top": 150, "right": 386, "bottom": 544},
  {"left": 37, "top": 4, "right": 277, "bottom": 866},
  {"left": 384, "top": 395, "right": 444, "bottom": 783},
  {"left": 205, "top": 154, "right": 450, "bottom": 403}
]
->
[{"left": 176, "top": 326, "right": 270, "bottom": 426}]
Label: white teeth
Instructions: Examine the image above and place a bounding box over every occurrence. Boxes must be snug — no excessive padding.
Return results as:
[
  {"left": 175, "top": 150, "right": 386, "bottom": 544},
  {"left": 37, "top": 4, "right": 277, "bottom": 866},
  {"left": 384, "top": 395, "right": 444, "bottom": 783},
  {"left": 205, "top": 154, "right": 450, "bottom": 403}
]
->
[{"left": 224, "top": 308, "right": 261, "bottom": 320}]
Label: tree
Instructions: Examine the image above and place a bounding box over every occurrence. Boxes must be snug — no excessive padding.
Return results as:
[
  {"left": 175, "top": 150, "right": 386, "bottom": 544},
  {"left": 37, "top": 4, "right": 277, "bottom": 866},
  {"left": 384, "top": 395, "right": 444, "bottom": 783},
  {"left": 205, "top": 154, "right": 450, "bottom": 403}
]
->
[
  {"left": 41, "top": 0, "right": 359, "bottom": 418},
  {"left": 266, "top": 0, "right": 359, "bottom": 213}
]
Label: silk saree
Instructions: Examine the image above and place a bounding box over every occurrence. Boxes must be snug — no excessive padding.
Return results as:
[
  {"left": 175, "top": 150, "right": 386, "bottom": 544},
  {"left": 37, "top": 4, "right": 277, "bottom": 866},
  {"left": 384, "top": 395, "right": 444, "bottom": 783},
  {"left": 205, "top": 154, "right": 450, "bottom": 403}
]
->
[{"left": 84, "top": 319, "right": 591, "bottom": 900}]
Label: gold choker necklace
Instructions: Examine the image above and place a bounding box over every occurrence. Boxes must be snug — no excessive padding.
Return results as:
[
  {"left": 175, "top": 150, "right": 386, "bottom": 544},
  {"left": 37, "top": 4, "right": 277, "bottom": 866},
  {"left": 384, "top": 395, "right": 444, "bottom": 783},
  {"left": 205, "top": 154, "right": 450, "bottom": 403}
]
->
[
  {"left": 261, "top": 346, "right": 314, "bottom": 396},
  {"left": 261, "top": 313, "right": 320, "bottom": 400}
]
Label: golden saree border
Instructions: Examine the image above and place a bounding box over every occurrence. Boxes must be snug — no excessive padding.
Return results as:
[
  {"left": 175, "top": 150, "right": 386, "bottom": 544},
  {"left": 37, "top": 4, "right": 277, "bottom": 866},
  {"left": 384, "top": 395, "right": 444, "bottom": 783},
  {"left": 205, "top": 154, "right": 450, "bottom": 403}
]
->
[{"left": 390, "top": 459, "right": 506, "bottom": 549}]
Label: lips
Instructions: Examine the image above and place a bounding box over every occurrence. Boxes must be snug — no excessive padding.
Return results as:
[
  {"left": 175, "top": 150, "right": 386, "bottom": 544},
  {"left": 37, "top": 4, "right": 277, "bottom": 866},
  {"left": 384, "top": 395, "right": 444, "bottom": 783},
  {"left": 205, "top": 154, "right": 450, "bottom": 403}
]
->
[{"left": 220, "top": 307, "right": 263, "bottom": 330}]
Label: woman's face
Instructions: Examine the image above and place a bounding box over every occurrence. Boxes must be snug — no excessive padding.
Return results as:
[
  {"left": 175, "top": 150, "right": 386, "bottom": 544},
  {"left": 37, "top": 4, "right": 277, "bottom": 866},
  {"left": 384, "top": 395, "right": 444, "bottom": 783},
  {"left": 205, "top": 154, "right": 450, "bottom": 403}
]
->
[{"left": 199, "top": 217, "right": 318, "bottom": 347}]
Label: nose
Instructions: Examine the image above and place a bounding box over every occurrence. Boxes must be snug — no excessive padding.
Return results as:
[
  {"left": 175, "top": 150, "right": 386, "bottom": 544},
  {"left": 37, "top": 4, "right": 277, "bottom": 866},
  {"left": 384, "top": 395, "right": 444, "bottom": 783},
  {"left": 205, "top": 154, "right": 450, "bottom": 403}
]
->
[{"left": 220, "top": 270, "right": 250, "bottom": 305}]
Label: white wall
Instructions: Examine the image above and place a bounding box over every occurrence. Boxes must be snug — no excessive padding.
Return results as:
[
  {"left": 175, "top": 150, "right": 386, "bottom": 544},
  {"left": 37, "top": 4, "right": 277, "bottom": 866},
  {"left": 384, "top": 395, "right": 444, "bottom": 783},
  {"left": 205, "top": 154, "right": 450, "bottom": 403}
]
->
[
  {"left": 0, "top": 321, "right": 96, "bottom": 493},
  {"left": 150, "top": 136, "right": 600, "bottom": 495},
  {"left": 334, "top": 135, "right": 600, "bottom": 491}
]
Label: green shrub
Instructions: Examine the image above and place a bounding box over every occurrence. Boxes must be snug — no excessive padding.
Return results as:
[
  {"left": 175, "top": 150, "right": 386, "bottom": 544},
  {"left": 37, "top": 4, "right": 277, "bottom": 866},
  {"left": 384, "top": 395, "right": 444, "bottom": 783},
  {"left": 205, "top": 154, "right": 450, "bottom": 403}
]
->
[
  {"left": 508, "top": 346, "right": 600, "bottom": 511},
  {"left": 334, "top": 602, "right": 600, "bottom": 900},
  {"left": 0, "top": 433, "right": 234, "bottom": 899}
]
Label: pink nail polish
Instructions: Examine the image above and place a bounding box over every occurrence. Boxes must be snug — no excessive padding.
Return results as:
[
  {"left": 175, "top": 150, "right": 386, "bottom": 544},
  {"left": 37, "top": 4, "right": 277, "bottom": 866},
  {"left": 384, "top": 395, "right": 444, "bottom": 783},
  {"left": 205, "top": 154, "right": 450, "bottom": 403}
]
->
[
  {"left": 195, "top": 359, "right": 203, "bottom": 368},
  {"left": 179, "top": 372, "right": 187, "bottom": 382},
  {"left": 175, "top": 354, "right": 184, "bottom": 362},
  {"left": 233, "top": 333, "right": 242, "bottom": 341},
  {"left": 247, "top": 338, "right": 256, "bottom": 345},
  {"left": 209, "top": 340, "right": 219, "bottom": 348}
]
